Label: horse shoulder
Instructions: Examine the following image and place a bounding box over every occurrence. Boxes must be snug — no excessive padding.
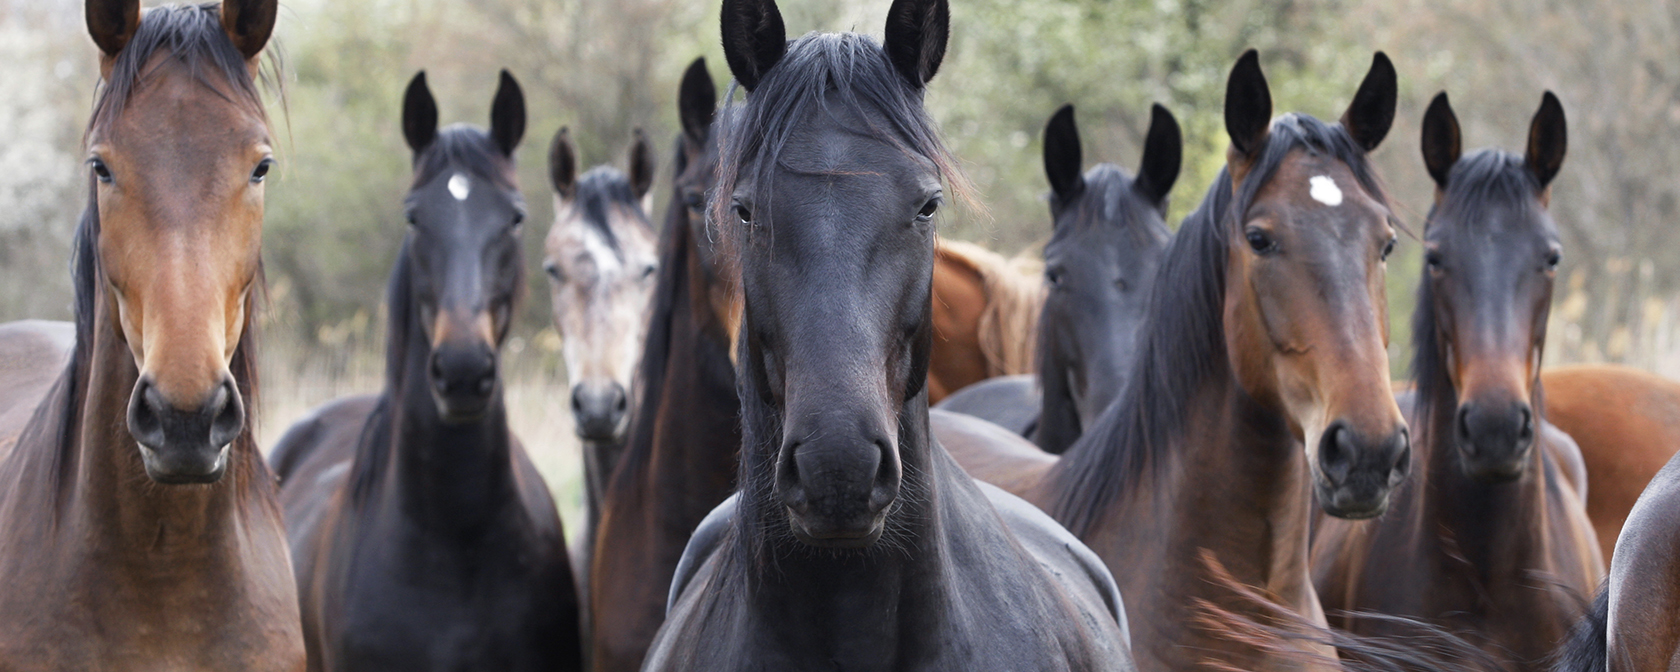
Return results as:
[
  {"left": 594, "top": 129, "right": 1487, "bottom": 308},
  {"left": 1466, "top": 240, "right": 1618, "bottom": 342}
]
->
[
  {"left": 931, "top": 408, "right": 1056, "bottom": 504},
  {"left": 645, "top": 498, "right": 739, "bottom": 672},
  {"left": 1605, "top": 452, "right": 1680, "bottom": 669}
]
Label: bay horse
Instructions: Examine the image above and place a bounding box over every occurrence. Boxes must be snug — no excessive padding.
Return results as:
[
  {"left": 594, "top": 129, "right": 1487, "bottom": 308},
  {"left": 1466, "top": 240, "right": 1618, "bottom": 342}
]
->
[
  {"left": 927, "top": 239, "right": 1044, "bottom": 403},
  {"left": 936, "top": 102, "right": 1179, "bottom": 453},
  {"left": 541, "top": 125, "right": 658, "bottom": 586},
  {"left": 269, "top": 71, "right": 582, "bottom": 671},
  {"left": 940, "top": 50, "right": 1410, "bottom": 670},
  {"left": 0, "top": 1, "right": 305, "bottom": 669},
  {"left": 1311, "top": 91, "right": 1602, "bottom": 670},
  {"left": 587, "top": 56, "right": 744, "bottom": 672},
  {"left": 645, "top": 0, "right": 1134, "bottom": 668}
]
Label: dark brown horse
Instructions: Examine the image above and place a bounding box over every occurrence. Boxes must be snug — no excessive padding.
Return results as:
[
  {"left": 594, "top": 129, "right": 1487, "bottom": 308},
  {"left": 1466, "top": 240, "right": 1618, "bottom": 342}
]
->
[
  {"left": 646, "top": 1, "right": 1133, "bottom": 668},
  {"left": 269, "top": 71, "right": 581, "bottom": 671},
  {"left": 941, "top": 50, "right": 1409, "bottom": 670},
  {"left": 0, "top": 1, "right": 303, "bottom": 669},
  {"left": 586, "top": 57, "right": 743, "bottom": 672},
  {"left": 1311, "top": 91, "right": 1602, "bottom": 670}
]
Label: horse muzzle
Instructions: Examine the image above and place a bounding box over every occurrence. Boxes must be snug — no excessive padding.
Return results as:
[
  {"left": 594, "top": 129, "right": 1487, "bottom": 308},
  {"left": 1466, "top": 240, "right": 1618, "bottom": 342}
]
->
[
  {"left": 127, "top": 375, "right": 242, "bottom": 484},
  {"left": 1314, "top": 420, "right": 1411, "bottom": 519},
  {"left": 776, "top": 432, "right": 900, "bottom": 549},
  {"left": 1456, "top": 399, "right": 1535, "bottom": 483}
]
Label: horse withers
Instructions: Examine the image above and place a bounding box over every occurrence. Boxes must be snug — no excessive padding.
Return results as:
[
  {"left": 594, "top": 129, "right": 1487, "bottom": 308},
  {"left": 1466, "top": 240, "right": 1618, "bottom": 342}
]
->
[
  {"left": 645, "top": 0, "right": 1133, "bottom": 669},
  {"left": 0, "top": 1, "right": 304, "bottom": 669},
  {"left": 270, "top": 71, "right": 581, "bottom": 671}
]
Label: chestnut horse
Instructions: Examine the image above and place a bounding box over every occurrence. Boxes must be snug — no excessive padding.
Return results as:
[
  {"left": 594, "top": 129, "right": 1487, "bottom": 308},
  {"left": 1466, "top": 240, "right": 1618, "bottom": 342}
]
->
[
  {"left": 269, "top": 71, "right": 581, "bottom": 671},
  {"left": 1311, "top": 92, "right": 1602, "bottom": 670},
  {"left": 936, "top": 102, "right": 1179, "bottom": 453},
  {"left": 646, "top": 0, "right": 1132, "bottom": 668},
  {"left": 941, "top": 50, "right": 1411, "bottom": 670},
  {"left": 587, "top": 57, "right": 743, "bottom": 672},
  {"left": 0, "top": 1, "right": 304, "bottom": 669},
  {"left": 928, "top": 240, "right": 1044, "bottom": 403}
]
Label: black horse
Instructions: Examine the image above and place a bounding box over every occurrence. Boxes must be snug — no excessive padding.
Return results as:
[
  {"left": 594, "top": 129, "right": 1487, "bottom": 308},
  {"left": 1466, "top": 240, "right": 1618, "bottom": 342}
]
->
[
  {"left": 270, "top": 71, "right": 582, "bottom": 672},
  {"left": 644, "top": 1, "right": 1133, "bottom": 669},
  {"left": 936, "top": 103, "right": 1179, "bottom": 454}
]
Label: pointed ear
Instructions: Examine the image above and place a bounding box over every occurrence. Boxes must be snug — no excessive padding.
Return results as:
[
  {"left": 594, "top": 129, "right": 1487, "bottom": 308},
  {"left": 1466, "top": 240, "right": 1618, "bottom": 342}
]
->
[
  {"left": 1224, "top": 49, "right": 1272, "bottom": 158},
  {"left": 86, "top": 0, "right": 140, "bottom": 58},
  {"left": 1341, "top": 52, "right": 1398, "bottom": 152},
  {"left": 489, "top": 70, "right": 526, "bottom": 156},
  {"left": 720, "top": 0, "right": 786, "bottom": 92},
  {"left": 220, "top": 0, "right": 278, "bottom": 61},
  {"left": 402, "top": 71, "right": 438, "bottom": 156},
  {"left": 1043, "top": 104, "right": 1084, "bottom": 205},
  {"left": 629, "top": 128, "right": 657, "bottom": 201},
  {"left": 548, "top": 127, "right": 577, "bottom": 199},
  {"left": 1133, "top": 104, "right": 1182, "bottom": 210},
  {"left": 883, "top": 0, "right": 949, "bottom": 88},
  {"left": 678, "top": 57, "right": 717, "bottom": 143},
  {"left": 1526, "top": 91, "right": 1567, "bottom": 190},
  {"left": 1420, "top": 92, "right": 1461, "bottom": 189}
]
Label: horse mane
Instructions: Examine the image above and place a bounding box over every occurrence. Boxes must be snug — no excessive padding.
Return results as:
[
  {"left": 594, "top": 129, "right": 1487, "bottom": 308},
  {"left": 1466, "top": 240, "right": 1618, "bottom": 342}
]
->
[
  {"left": 569, "top": 167, "right": 649, "bottom": 254},
  {"left": 87, "top": 3, "right": 275, "bottom": 139},
  {"left": 410, "top": 125, "right": 520, "bottom": 191},
  {"left": 1053, "top": 164, "right": 1173, "bottom": 247},
  {"left": 1411, "top": 149, "right": 1549, "bottom": 449},
  {"left": 1050, "top": 113, "right": 1391, "bottom": 536},
  {"left": 936, "top": 239, "right": 1044, "bottom": 377}
]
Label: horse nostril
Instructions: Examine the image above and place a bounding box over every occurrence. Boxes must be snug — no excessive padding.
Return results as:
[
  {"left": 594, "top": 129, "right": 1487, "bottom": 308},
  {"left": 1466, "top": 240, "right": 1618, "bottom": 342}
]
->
[
  {"left": 1318, "top": 422, "right": 1355, "bottom": 483},
  {"left": 206, "top": 378, "right": 245, "bottom": 449},
  {"left": 612, "top": 387, "right": 628, "bottom": 414},
  {"left": 126, "top": 378, "right": 166, "bottom": 448},
  {"left": 1457, "top": 406, "right": 1475, "bottom": 450},
  {"left": 1518, "top": 405, "right": 1535, "bottom": 440},
  {"left": 571, "top": 388, "right": 585, "bottom": 414}
]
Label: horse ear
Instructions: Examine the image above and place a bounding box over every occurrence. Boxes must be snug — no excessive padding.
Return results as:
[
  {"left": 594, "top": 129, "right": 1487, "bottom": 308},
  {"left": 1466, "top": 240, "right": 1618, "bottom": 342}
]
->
[
  {"left": 629, "top": 128, "right": 657, "bottom": 201},
  {"left": 86, "top": 0, "right": 140, "bottom": 58},
  {"left": 678, "top": 57, "right": 717, "bottom": 143},
  {"left": 489, "top": 70, "right": 526, "bottom": 157},
  {"left": 1043, "top": 104, "right": 1084, "bottom": 205},
  {"left": 220, "top": 0, "right": 278, "bottom": 61},
  {"left": 1224, "top": 49, "right": 1272, "bottom": 159},
  {"left": 1133, "top": 103, "right": 1182, "bottom": 210},
  {"left": 883, "top": 0, "right": 949, "bottom": 88},
  {"left": 1525, "top": 91, "right": 1567, "bottom": 190},
  {"left": 549, "top": 127, "right": 576, "bottom": 199},
  {"left": 1341, "top": 52, "right": 1398, "bottom": 152},
  {"left": 402, "top": 71, "right": 438, "bottom": 156},
  {"left": 1420, "top": 92, "right": 1461, "bottom": 189},
  {"left": 720, "top": 0, "right": 786, "bottom": 93}
]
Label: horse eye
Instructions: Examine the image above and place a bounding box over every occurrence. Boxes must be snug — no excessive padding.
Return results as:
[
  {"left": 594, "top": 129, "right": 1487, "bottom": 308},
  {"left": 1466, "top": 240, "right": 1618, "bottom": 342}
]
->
[
  {"left": 1115, "top": 278, "right": 1129, "bottom": 292},
  {"left": 544, "top": 262, "right": 564, "bottom": 282},
  {"left": 916, "top": 199, "right": 941, "bottom": 221},
  {"left": 405, "top": 212, "right": 418, "bottom": 227},
  {"left": 735, "top": 203, "right": 753, "bottom": 225},
  {"left": 1245, "top": 228, "right": 1276, "bottom": 254},
  {"left": 90, "top": 159, "right": 113, "bottom": 184},
  {"left": 1425, "top": 249, "right": 1444, "bottom": 270},
  {"left": 684, "top": 192, "right": 705, "bottom": 211},
  {"left": 251, "top": 159, "right": 273, "bottom": 183},
  {"left": 1380, "top": 236, "right": 1396, "bottom": 261},
  {"left": 1545, "top": 249, "right": 1562, "bottom": 269},
  {"left": 1046, "top": 267, "right": 1065, "bottom": 288},
  {"left": 642, "top": 264, "right": 658, "bottom": 281},
  {"left": 512, "top": 212, "right": 526, "bottom": 230}
]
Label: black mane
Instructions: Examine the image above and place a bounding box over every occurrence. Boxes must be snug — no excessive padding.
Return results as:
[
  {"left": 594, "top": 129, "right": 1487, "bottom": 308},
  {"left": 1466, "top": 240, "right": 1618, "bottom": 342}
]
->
[
  {"left": 88, "top": 3, "right": 270, "bottom": 137},
  {"left": 571, "top": 167, "right": 645, "bottom": 253},
  {"left": 1050, "top": 113, "right": 1390, "bottom": 536},
  {"left": 410, "top": 125, "right": 518, "bottom": 191},
  {"left": 1050, "top": 164, "right": 1171, "bottom": 247}
]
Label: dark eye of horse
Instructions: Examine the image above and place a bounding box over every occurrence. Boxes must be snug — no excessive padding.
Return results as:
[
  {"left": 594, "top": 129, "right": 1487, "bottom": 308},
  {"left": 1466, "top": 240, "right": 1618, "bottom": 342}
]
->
[
  {"left": 685, "top": 191, "right": 705, "bottom": 212},
  {"left": 916, "top": 199, "right": 940, "bottom": 221},
  {"left": 1245, "top": 228, "right": 1277, "bottom": 254},
  {"left": 90, "top": 159, "right": 113, "bottom": 184},
  {"left": 642, "top": 264, "right": 658, "bottom": 281},
  {"left": 251, "top": 159, "right": 273, "bottom": 184},
  {"left": 1545, "top": 249, "right": 1562, "bottom": 270},
  {"left": 1115, "top": 278, "right": 1128, "bottom": 291},
  {"left": 511, "top": 212, "right": 526, "bottom": 231},
  {"left": 544, "top": 262, "right": 564, "bottom": 282},
  {"left": 1380, "top": 236, "right": 1396, "bottom": 261},
  {"left": 1425, "top": 249, "right": 1444, "bottom": 271},
  {"left": 735, "top": 203, "right": 753, "bottom": 225},
  {"left": 1046, "top": 267, "right": 1065, "bottom": 288}
]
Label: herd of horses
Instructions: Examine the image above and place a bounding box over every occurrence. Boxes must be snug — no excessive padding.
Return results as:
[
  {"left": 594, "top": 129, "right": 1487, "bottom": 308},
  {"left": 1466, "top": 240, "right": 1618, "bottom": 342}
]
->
[{"left": 7, "top": 0, "right": 1680, "bottom": 670}]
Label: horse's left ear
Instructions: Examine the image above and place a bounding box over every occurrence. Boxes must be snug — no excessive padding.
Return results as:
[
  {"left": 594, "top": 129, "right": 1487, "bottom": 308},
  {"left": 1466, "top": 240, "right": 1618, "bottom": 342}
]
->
[
  {"left": 1133, "top": 103, "right": 1182, "bottom": 211},
  {"left": 720, "top": 0, "right": 786, "bottom": 92},
  {"left": 220, "top": 0, "right": 278, "bottom": 60},
  {"left": 1526, "top": 91, "right": 1567, "bottom": 190},
  {"left": 489, "top": 69, "right": 526, "bottom": 157},
  {"left": 884, "top": 0, "right": 949, "bottom": 87},
  {"left": 1340, "top": 52, "right": 1397, "bottom": 152},
  {"left": 629, "top": 128, "right": 657, "bottom": 201}
]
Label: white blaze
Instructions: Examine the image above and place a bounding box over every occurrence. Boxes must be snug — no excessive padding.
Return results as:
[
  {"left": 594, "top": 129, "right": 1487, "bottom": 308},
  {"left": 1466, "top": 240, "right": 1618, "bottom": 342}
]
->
[
  {"left": 1309, "top": 175, "right": 1343, "bottom": 206},
  {"left": 448, "top": 173, "right": 471, "bottom": 201}
]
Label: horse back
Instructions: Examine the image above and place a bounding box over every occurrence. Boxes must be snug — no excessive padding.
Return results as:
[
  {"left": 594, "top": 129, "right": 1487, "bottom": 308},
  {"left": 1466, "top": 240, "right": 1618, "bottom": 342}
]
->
[
  {"left": 1604, "top": 450, "right": 1680, "bottom": 670},
  {"left": 931, "top": 408, "right": 1057, "bottom": 504},
  {"left": 0, "top": 320, "right": 74, "bottom": 460}
]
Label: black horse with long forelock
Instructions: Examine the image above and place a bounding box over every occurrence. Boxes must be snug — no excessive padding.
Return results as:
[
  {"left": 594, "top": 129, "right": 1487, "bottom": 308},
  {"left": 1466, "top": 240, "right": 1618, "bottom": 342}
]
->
[
  {"left": 269, "top": 71, "right": 582, "bottom": 672},
  {"left": 642, "top": 0, "right": 1134, "bottom": 669}
]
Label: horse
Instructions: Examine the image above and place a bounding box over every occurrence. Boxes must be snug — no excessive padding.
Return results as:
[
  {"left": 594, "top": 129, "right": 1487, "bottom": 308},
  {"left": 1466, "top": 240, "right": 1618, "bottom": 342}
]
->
[
  {"left": 540, "top": 125, "right": 658, "bottom": 594},
  {"left": 1310, "top": 91, "right": 1602, "bottom": 670},
  {"left": 586, "top": 56, "right": 744, "bottom": 672},
  {"left": 939, "top": 49, "right": 1411, "bottom": 670},
  {"left": 0, "top": 1, "right": 304, "bottom": 669},
  {"left": 927, "top": 239, "right": 1044, "bottom": 403},
  {"left": 645, "top": 0, "right": 1134, "bottom": 669},
  {"left": 268, "top": 71, "right": 582, "bottom": 671},
  {"left": 936, "top": 102, "right": 1179, "bottom": 454}
]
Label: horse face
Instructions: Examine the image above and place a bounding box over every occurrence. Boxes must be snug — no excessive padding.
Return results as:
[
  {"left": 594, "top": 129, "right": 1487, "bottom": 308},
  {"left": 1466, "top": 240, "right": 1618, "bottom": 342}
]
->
[
  {"left": 545, "top": 131, "right": 659, "bottom": 443},
  {"left": 1420, "top": 92, "right": 1567, "bottom": 483},
  {"left": 87, "top": 0, "right": 276, "bottom": 484},
  {"left": 1222, "top": 52, "right": 1411, "bottom": 519},
  {"left": 400, "top": 72, "right": 528, "bottom": 424}
]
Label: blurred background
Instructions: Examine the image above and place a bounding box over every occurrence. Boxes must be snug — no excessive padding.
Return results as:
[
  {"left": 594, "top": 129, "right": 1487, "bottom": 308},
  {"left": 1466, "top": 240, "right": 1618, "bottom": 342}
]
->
[{"left": 2, "top": 0, "right": 1676, "bottom": 529}]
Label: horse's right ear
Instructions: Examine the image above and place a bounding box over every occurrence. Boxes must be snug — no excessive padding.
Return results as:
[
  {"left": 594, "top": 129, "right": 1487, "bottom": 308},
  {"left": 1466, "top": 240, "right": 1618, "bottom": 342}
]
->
[
  {"left": 1133, "top": 103, "right": 1182, "bottom": 210},
  {"left": 629, "top": 128, "right": 657, "bottom": 201},
  {"left": 883, "top": 0, "right": 950, "bottom": 88},
  {"left": 679, "top": 57, "right": 717, "bottom": 143},
  {"left": 1043, "top": 105, "right": 1084, "bottom": 206},
  {"left": 402, "top": 71, "right": 438, "bottom": 156},
  {"left": 1420, "top": 92, "right": 1461, "bottom": 189},
  {"left": 1224, "top": 49, "right": 1272, "bottom": 159},
  {"left": 549, "top": 127, "right": 577, "bottom": 199},
  {"left": 86, "top": 0, "right": 140, "bottom": 58},
  {"left": 720, "top": 0, "right": 786, "bottom": 93},
  {"left": 220, "top": 0, "right": 279, "bottom": 61},
  {"left": 1526, "top": 91, "right": 1567, "bottom": 190}
]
